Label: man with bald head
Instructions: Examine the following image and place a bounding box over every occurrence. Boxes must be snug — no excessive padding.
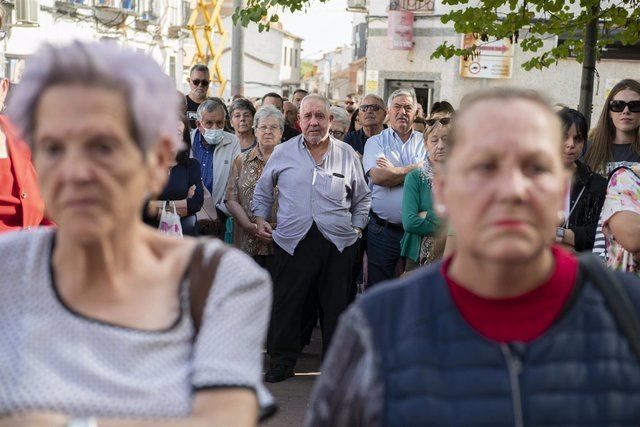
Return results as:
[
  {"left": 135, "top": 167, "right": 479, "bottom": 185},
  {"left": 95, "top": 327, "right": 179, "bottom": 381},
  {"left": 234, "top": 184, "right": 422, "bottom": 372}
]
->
[{"left": 253, "top": 94, "right": 371, "bottom": 383}]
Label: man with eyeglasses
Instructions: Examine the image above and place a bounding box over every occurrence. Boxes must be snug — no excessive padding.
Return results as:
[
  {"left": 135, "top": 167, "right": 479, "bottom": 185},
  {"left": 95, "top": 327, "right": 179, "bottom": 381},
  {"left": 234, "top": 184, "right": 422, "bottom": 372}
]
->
[
  {"left": 363, "top": 89, "right": 425, "bottom": 286},
  {"left": 185, "top": 64, "right": 211, "bottom": 129},
  {"left": 344, "top": 94, "right": 387, "bottom": 155},
  {"left": 329, "top": 106, "right": 350, "bottom": 141}
]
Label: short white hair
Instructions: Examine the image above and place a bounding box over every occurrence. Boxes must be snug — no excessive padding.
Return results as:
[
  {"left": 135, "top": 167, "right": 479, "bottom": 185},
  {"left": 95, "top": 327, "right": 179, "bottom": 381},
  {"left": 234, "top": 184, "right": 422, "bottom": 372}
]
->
[
  {"left": 329, "top": 106, "right": 349, "bottom": 127},
  {"left": 7, "top": 40, "right": 181, "bottom": 152},
  {"left": 299, "top": 94, "right": 331, "bottom": 114},
  {"left": 254, "top": 105, "right": 285, "bottom": 132},
  {"left": 387, "top": 89, "right": 416, "bottom": 110}
]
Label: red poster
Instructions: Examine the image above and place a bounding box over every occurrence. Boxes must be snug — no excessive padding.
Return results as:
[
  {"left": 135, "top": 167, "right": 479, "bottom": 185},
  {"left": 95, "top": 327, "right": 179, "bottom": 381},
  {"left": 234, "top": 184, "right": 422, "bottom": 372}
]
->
[{"left": 388, "top": 10, "right": 414, "bottom": 50}]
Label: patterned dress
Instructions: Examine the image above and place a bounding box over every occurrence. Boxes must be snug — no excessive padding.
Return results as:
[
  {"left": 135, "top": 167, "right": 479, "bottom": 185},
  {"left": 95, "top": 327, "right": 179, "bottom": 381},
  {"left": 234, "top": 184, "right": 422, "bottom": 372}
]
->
[
  {"left": 598, "top": 166, "right": 640, "bottom": 275},
  {"left": 225, "top": 145, "right": 277, "bottom": 256}
]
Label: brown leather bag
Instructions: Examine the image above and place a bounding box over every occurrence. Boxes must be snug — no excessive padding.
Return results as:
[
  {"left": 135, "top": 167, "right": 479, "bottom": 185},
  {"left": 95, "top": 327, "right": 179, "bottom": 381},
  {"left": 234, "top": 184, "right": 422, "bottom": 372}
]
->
[{"left": 189, "top": 240, "right": 227, "bottom": 336}]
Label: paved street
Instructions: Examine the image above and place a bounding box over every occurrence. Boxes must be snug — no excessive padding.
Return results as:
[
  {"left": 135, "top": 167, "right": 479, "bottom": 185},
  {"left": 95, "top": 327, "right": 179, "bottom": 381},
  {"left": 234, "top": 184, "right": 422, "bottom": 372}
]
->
[{"left": 264, "top": 329, "right": 322, "bottom": 426}]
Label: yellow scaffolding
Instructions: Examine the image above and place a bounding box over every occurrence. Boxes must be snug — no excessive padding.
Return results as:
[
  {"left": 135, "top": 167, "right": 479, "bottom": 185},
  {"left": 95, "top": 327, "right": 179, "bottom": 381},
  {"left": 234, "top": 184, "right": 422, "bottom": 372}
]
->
[{"left": 187, "top": 0, "right": 228, "bottom": 97}]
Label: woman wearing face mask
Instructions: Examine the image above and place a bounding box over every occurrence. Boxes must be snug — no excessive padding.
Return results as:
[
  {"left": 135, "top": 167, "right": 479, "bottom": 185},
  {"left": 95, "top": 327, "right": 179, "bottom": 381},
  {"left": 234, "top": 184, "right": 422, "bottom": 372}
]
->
[
  {"left": 306, "top": 87, "right": 640, "bottom": 427},
  {"left": 555, "top": 108, "right": 606, "bottom": 252},
  {"left": 584, "top": 79, "right": 640, "bottom": 175},
  {"left": 400, "top": 113, "right": 451, "bottom": 272}
]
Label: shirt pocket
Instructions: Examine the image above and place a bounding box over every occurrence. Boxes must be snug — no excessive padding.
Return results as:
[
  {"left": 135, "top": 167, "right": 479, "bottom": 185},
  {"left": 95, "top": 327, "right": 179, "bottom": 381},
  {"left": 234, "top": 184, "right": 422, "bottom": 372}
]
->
[{"left": 326, "top": 174, "right": 346, "bottom": 201}]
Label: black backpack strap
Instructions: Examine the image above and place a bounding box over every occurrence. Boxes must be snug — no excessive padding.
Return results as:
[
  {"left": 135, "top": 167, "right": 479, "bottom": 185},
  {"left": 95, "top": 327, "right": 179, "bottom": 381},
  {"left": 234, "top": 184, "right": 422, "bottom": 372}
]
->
[{"left": 579, "top": 253, "right": 640, "bottom": 363}]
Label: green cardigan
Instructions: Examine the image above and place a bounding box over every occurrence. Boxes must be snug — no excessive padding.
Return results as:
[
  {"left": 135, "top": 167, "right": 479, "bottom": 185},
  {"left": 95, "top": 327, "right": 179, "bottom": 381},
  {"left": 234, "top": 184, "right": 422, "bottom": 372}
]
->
[{"left": 400, "top": 168, "right": 440, "bottom": 262}]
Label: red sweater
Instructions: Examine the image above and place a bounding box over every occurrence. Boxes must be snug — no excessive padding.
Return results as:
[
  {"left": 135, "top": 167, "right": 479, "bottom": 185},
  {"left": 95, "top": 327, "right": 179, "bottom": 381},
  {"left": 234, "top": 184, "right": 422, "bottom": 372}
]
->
[
  {"left": 442, "top": 246, "right": 578, "bottom": 343},
  {"left": 0, "top": 116, "right": 52, "bottom": 232}
]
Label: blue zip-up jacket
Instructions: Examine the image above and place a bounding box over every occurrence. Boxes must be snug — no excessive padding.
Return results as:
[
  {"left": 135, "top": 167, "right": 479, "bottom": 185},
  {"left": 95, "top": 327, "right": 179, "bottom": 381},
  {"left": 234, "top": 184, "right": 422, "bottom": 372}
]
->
[{"left": 306, "top": 260, "right": 640, "bottom": 426}]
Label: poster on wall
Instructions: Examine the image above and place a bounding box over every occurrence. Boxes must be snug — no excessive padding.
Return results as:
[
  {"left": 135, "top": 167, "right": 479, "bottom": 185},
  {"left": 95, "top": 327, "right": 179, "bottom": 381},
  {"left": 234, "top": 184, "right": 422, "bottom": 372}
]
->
[
  {"left": 459, "top": 34, "right": 514, "bottom": 79},
  {"left": 388, "top": 10, "right": 414, "bottom": 50}
]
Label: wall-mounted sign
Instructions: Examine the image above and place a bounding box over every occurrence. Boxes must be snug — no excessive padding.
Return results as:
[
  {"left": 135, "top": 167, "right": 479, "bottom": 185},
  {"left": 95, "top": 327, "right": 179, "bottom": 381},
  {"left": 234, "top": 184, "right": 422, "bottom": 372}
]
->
[
  {"left": 459, "top": 34, "right": 514, "bottom": 79},
  {"left": 366, "top": 69, "right": 379, "bottom": 93},
  {"left": 388, "top": 10, "right": 414, "bottom": 51}
]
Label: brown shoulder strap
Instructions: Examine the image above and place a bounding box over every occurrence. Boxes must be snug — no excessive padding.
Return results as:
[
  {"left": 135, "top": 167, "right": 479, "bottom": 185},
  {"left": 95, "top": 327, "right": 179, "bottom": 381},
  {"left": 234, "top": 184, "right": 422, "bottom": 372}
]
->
[{"left": 189, "top": 240, "right": 227, "bottom": 338}]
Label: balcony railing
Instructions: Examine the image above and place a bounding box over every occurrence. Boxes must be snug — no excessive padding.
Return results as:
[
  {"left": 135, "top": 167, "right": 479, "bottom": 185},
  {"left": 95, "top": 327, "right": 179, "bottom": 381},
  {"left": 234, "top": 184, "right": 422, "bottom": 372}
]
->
[{"left": 389, "top": 0, "right": 434, "bottom": 13}]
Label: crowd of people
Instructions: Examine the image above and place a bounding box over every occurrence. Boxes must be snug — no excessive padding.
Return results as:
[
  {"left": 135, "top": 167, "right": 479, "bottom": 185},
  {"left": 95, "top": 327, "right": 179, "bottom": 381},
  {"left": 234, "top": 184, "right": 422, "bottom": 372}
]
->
[{"left": 1, "top": 39, "right": 640, "bottom": 426}]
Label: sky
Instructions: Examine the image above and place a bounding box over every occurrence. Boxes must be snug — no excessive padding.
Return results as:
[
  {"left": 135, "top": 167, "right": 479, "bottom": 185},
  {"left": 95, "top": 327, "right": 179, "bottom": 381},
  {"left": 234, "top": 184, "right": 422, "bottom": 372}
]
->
[{"left": 278, "top": 0, "right": 353, "bottom": 59}]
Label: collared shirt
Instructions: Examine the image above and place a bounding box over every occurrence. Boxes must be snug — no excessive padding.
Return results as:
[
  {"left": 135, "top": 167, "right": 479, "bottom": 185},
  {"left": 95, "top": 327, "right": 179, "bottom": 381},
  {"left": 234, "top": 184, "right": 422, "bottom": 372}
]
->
[
  {"left": 344, "top": 126, "right": 386, "bottom": 155},
  {"left": 252, "top": 135, "right": 371, "bottom": 255},
  {"left": 191, "top": 131, "right": 215, "bottom": 194},
  {"left": 363, "top": 128, "right": 426, "bottom": 224}
]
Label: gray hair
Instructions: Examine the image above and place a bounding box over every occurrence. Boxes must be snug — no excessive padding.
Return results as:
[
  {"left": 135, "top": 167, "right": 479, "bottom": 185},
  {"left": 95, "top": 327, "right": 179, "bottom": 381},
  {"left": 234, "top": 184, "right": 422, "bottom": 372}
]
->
[
  {"left": 190, "top": 64, "right": 209, "bottom": 76},
  {"left": 7, "top": 41, "right": 180, "bottom": 152},
  {"left": 362, "top": 93, "right": 386, "bottom": 108},
  {"left": 329, "top": 106, "right": 349, "bottom": 127},
  {"left": 197, "top": 98, "right": 227, "bottom": 121},
  {"left": 254, "top": 105, "right": 285, "bottom": 132},
  {"left": 300, "top": 94, "right": 331, "bottom": 114},
  {"left": 387, "top": 89, "right": 416, "bottom": 110}
]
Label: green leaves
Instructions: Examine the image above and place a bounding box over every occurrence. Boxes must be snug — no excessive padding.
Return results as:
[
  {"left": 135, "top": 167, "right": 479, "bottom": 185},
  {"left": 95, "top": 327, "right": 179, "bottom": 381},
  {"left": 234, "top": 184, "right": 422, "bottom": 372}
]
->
[
  {"left": 234, "top": 0, "right": 640, "bottom": 68},
  {"left": 233, "top": 0, "right": 328, "bottom": 32},
  {"left": 429, "top": 0, "right": 640, "bottom": 70}
]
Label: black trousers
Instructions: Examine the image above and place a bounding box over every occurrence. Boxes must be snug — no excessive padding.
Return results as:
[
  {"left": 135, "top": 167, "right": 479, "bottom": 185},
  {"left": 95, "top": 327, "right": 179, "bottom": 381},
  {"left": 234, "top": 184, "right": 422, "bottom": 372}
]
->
[{"left": 267, "top": 223, "right": 358, "bottom": 368}]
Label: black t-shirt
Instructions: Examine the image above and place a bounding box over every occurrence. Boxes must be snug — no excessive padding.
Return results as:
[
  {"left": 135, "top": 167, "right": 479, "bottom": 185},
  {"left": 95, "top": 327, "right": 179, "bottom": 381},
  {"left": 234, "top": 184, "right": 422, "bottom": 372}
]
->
[
  {"left": 186, "top": 95, "right": 201, "bottom": 129},
  {"left": 611, "top": 144, "right": 640, "bottom": 164}
]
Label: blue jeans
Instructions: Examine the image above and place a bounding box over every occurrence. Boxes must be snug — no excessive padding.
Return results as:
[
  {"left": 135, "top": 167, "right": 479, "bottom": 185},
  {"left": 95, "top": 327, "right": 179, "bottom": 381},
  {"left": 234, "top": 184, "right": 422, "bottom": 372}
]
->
[{"left": 366, "top": 220, "right": 404, "bottom": 286}]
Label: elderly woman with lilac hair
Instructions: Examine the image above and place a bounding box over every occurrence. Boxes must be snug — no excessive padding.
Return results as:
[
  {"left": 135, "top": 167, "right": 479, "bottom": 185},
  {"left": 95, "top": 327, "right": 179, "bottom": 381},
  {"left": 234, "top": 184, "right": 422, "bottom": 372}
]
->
[{"left": 0, "top": 41, "right": 272, "bottom": 426}]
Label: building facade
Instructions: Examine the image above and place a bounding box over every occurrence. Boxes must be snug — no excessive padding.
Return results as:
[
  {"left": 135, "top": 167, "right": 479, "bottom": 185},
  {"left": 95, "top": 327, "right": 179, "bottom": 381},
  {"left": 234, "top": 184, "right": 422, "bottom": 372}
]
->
[
  {"left": 4, "top": 0, "right": 302, "bottom": 101},
  {"left": 353, "top": 0, "right": 640, "bottom": 123}
]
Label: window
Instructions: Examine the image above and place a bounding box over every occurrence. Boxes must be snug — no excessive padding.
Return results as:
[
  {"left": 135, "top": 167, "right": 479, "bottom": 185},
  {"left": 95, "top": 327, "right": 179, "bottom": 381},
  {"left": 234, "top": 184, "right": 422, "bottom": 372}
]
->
[{"left": 289, "top": 48, "right": 293, "bottom": 68}]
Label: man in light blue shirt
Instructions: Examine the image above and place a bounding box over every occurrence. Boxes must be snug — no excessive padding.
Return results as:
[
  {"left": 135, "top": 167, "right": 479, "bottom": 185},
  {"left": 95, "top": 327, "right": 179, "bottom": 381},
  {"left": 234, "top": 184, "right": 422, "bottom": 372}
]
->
[{"left": 363, "top": 89, "right": 425, "bottom": 286}]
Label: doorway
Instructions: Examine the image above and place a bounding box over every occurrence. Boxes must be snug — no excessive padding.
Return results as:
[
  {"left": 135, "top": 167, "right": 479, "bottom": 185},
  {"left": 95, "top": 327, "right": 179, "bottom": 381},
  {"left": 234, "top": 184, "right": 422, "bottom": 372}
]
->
[{"left": 385, "top": 80, "right": 435, "bottom": 116}]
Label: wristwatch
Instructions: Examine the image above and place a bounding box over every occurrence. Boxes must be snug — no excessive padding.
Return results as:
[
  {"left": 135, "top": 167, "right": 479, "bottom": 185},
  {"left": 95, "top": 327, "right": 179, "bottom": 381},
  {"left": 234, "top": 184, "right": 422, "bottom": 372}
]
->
[
  {"left": 66, "top": 418, "right": 98, "bottom": 427},
  {"left": 555, "top": 227, "right": 565, "bottom": 243}
]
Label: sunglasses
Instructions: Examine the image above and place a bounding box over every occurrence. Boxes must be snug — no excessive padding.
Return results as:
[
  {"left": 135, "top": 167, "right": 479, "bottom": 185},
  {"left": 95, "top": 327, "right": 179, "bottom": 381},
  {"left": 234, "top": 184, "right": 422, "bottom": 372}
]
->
[
  {"left": 360, "top": 104, "right": 383, "bottom": 113},
  {"left": 610, "top": 100, "right": 640, "bottom": 113},
  {"left": 191, "top": 79, "right": 210, "bottom": 87},
  {"left": 426, "top": 117, "right": 452, "bottom": 126}
]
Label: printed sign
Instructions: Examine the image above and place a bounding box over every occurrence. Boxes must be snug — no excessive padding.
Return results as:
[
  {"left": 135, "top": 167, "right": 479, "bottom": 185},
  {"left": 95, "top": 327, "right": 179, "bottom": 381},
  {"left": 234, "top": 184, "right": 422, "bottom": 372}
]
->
[
  {"left": 366, "top": 69, "right": 379, "bottom": 93},
  {"left": 388, "top": 10, "right": 414, "bottom": 51},
  {"left": 459, "top": 34, "right": 514, "bottom": 79}
]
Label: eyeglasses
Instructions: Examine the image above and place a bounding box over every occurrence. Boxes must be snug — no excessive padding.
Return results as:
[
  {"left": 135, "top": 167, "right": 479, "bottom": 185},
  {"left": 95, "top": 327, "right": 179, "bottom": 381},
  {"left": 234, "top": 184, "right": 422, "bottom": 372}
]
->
[
  {"left": 329, "top": 130, "right": 345, "bottom": 137},
  {"left": 256, "top": 125, "right": 280, "bottom": 133},
  {"left": 426, "top": 117, "right": 452, "bottom": 126},
  {"left": 191, "top": 79, "right": 210, "bottom": 87},
  {"left": 610, "top": 100, "right": 640, "bottom": 113},
  {"left": 360, "top": 104, "right": 384, "bottom": 113},
  {"left": 345, "top": 101, "right": 355, "bottom": 105}
]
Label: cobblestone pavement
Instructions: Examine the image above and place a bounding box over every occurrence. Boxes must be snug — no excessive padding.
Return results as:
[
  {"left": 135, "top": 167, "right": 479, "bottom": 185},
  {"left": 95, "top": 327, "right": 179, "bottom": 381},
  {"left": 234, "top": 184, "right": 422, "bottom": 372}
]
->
[{"left": 264, "top": 328, "right": 322, "bottom": 427}]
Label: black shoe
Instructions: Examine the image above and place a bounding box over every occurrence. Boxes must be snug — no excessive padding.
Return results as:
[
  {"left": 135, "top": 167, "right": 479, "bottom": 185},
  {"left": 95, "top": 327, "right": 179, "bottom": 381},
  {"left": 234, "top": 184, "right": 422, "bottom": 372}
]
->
[{"left": 265, "top": 365, "right": 295, "bottom": 383}]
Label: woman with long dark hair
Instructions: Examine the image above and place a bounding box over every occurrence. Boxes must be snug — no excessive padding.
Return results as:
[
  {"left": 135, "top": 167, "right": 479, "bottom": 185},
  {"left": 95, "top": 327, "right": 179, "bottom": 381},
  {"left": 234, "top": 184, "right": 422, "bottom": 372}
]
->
[
  {"left": 584, "top": 79, "right": 640, "bottom": 175},
  {"left": 556, "top": 107, "right": 606, "bottom": 251}
]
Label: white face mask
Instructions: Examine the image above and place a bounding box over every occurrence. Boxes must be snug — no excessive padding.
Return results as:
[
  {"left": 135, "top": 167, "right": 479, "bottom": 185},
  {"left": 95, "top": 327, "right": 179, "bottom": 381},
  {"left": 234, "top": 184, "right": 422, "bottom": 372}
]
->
[{"left": 203, "top": 128, "right": 225, "bottom": 145}]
